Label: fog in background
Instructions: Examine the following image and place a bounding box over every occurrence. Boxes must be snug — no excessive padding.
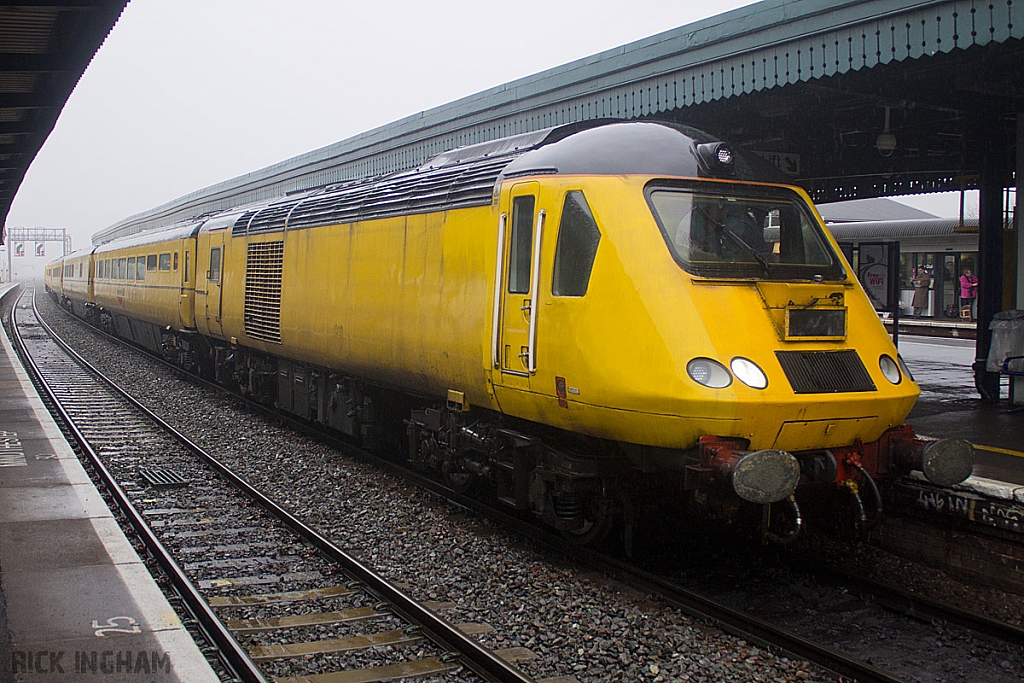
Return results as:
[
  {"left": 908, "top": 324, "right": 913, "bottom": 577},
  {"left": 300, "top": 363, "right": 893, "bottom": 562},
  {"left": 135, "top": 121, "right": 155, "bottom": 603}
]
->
[{"left": 6, "top": 0, "right": 976, "bottom": 256}]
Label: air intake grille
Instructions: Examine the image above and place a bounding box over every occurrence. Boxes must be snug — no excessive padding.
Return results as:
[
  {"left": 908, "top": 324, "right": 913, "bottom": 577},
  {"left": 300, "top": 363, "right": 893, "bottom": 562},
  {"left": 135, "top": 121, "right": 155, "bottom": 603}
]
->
[
  {"left": 244, "top": 241, "right": 284, "bottom": 344},
  {"left": 775, "top": 350, "right": 876, "bottom": 394}
]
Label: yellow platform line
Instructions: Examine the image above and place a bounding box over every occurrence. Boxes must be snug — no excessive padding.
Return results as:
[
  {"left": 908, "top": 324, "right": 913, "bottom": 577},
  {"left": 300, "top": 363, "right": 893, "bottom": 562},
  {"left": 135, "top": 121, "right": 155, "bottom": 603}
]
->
[{"left": 972, "top": 443, "right": 1024, "bottom": 458}]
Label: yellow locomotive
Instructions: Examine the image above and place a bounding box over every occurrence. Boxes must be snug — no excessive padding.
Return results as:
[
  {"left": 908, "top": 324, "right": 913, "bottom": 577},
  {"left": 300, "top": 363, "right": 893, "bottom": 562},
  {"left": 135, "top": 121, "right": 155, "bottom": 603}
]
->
[{"left": 47, "top": 121, "right": 972, "bottom": 543}]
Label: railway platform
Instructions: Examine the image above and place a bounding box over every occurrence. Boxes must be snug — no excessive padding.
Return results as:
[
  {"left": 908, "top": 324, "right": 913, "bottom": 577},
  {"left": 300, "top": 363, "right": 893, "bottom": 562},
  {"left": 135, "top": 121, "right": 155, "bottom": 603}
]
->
[
  {"left": 900, "top": 334, "right": 1024, "bottom": 487},
  {"left": 0, "top": 284, "right": 220, "bottom": 683},
  {"left": 882, "top": 315, "right": 978, "bottom": 340}
]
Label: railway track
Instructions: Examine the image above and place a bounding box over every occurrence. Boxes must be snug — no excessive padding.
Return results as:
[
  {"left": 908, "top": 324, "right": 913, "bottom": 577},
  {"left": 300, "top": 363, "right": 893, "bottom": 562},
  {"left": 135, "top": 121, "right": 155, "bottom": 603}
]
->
[
  {"left": 27, "top": 288, "right": 1024, "bottom": 682},
  {"left": 10, "top": 286, "right": 543, "bottom": 683}
]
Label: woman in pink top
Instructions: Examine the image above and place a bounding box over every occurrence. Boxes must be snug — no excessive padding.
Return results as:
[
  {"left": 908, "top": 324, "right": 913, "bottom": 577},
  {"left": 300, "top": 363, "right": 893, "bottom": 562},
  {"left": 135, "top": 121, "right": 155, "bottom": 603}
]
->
[{"left": 959, "top": 268, "right": 978, "bottom": 321}]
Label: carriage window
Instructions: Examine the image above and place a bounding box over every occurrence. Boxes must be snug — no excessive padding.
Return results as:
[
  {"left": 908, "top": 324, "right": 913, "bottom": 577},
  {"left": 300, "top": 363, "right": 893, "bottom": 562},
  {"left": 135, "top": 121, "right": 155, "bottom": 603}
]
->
[
  {"left": 147, "top": 255, "right": 157, "bottom": 270},
  {"left": 507, "top": 195, "right": 535, "bottom": 294},
  {"left": 553, "top": 191, "right": 601, "bottom": 297},
  {"left": 646, "top": 182, "right": 845, "bottom": 281},
  {"left": 208, "top": 247, "right": 221, "bottom": 282},
  {"left": 118, "top": 258, "right": 127, "bottom": 279},
  {"left": 159, "top": 253, "right": 171, "bottom": 271},
  {"left": 173, "top": 252, "right": 179, "bottom": 270},
  {"left": 136, "top": 257, "right": 146, "bottom": 280},
  {"left": 184, "top": 252, "right": 190, "bottom": 282},
  {"left": 127, "top": 257, "right": 136, "bottom": 281}
]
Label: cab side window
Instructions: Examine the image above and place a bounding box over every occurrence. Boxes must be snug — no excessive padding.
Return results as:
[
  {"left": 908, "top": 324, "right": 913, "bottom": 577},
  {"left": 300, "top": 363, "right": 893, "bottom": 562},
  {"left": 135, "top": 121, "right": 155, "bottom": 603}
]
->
[
  {"left": 507, "top": 195, "right": 535, "bottom": 295},
  {"left": 208, "top": 247, "right": 222, "bottom": 282},
  {"left": 552, "top": 191, "right": 601, "bottom": 297}
]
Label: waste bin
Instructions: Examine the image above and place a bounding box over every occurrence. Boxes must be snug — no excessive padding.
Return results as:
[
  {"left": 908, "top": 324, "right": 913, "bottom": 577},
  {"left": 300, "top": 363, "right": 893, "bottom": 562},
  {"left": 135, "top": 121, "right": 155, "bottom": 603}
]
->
[{"left": 988, "top": 310, "right": 1024, "bottom": 405}]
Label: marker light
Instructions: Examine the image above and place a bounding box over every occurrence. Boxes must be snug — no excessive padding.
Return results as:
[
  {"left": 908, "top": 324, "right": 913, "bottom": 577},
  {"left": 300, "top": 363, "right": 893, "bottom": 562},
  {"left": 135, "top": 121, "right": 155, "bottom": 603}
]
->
[
  {"left": 695, "top": 142, "right": 736, "bottom": 176},
  {"left": 731, "top": 357, "right": 768, "bottom": 390},
  {"left": 687, "top": 358, "right": 732, "bottom": 388},
  {"left": 879, "top": 354, "right": 902, "bottom": 384}
]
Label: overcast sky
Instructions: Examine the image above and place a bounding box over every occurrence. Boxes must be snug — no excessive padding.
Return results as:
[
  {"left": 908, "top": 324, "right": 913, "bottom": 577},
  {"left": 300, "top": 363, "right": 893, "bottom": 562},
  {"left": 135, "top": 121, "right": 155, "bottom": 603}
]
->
[{"left": 7, "top": 0, "right": 973, "bottom": 251}]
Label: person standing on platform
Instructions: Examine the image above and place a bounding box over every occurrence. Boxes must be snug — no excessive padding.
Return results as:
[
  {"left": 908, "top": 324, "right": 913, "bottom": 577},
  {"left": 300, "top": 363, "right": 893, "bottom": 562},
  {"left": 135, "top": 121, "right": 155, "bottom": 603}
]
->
[
  {"left": 959, "top": 268, "right": 979, "bottom": 321},
  {"left": 912, "top": 267, "right": 931, "bottom": 317}
]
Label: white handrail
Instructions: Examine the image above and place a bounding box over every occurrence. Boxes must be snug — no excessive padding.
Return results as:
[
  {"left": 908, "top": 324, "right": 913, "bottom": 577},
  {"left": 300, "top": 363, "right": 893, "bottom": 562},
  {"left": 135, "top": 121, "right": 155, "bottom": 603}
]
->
[
  {"left": 490, "top": 213, "right": 507, "bottom": 369},
  {"left": 527, "top": 210, "right": 545, "bottom": 374}
]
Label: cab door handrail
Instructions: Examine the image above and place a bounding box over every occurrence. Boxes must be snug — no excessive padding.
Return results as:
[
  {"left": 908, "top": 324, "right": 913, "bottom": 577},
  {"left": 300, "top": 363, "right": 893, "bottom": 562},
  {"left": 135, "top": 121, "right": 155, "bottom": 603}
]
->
[
  {"left": 526, "top": 210, "right": 545, "bottom": 374},
  {"left": 491, "top": 212, "right": 506, "bottom": 369}
]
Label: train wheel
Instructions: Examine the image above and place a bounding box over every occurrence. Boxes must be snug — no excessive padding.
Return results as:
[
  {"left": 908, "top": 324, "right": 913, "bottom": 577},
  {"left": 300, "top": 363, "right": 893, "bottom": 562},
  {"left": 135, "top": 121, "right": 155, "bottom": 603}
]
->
[
  {"left": 559, "top": 496, "right": 613, "bottom": 547},
  {"left": 442, "top": 468, "right": 476, "bottom": 494}
]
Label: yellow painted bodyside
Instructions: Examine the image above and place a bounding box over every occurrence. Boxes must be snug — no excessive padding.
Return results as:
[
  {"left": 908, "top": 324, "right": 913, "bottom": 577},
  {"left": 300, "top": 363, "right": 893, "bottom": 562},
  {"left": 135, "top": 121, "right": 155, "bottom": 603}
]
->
[
  {"left": 214, "top": 209, "right": 501, "bottom": 410},
  {"left": 44, "top": 259, "right": 64, "bottom": 297},
  {"left": 201, "top": 172, "right": 917, "bottom": 455},
  {"left": 59, "top": 252, "right": 93, "bottom": 305},
  {"left": 94, "top": 237, "right": 197, "bottom": 331}
]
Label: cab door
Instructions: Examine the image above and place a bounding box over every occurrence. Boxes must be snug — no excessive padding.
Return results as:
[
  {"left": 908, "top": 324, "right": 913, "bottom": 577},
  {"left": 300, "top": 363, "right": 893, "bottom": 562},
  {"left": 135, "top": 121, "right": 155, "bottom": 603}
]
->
[
  {"left": 199, "top": 230, "right": 226, "bottom": 337},
  {"left": 495, "top": 183, "right": 544, "bottom": 387},
  {"left": 177, "top": 234, "right": 198, "bottom": 330}
]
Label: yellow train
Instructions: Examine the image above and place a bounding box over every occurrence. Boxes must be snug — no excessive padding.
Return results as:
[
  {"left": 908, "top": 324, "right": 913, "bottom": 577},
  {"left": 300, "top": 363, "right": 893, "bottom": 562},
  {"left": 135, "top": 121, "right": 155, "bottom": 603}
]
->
[{"left": 46, "top": 121, "right": 972, "bottom": 544}]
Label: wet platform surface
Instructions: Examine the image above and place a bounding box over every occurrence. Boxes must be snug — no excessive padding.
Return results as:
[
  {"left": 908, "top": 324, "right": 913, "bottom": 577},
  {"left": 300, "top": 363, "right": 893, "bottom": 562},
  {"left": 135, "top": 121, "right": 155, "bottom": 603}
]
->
[
  {"left": 899, "top": 335, "right": 1024, "bottom": 488},
  {"left": 0, "top": 285, "right": 220, "bottom": 682}
]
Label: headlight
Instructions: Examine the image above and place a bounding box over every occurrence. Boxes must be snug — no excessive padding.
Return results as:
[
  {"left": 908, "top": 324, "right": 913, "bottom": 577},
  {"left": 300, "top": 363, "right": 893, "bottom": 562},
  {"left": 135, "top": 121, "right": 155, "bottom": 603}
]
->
[
  {"left": 687, "top": 358, "right": 732, "bottom": 388},
  {"left": 731, "top": 357, "right": 768, "bottom": 389},
  {"left": 879, "top": 354, "right": 902, "bottom": 384}
]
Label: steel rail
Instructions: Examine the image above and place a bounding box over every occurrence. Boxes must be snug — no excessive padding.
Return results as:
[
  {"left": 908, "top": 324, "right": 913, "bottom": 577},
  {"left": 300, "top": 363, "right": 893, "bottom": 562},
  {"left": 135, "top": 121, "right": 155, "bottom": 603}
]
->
[
  {"left": 24, "top": 289, "right": 536, "bottom": 683},
  {"left": 823, "top": 564, "right": 1024, "bottom": 648},
  {"left": 9, "top": 288, "right": 269, "bottom": 683}
]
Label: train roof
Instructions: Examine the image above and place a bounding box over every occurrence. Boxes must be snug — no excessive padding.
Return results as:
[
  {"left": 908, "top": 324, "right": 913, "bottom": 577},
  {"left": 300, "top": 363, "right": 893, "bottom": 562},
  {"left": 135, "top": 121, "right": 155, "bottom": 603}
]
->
[
  {"left": 94, "top": 214, "right": 230, "bottom": 252},
  {"left": 230, "top": 121, "right": 788, "bottom": 238},
  {"left": 46, "top": 247, "right": 92, "bottom": 267},
  {"left": 500, "top": 121, "right": 787, "bottom": 182}
]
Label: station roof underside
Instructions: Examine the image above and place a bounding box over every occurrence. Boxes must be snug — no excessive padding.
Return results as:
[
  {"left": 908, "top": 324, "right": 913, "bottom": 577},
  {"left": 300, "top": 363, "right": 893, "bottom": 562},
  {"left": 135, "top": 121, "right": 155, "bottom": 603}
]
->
[
  {"left": 0, "top": 0, "right": 128, "bottom": 245},
  {"left": 96, "top": 0, "right": 1023, "bottom": 244}
]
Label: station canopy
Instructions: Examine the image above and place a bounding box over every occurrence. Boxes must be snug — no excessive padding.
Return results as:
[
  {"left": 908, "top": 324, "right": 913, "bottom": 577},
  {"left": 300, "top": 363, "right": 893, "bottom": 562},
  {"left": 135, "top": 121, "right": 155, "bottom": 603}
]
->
[
  {"left": 94, "top": 0, "right": 1023, "bottom": 244},
  {"left": 0, "top": 0, "right": 129, "bottom": 244}
]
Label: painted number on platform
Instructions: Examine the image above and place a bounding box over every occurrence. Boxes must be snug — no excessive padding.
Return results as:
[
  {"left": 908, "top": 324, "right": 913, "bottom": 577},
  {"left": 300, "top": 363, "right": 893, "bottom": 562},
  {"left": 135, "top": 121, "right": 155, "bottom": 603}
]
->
[{"left": 91, "top": 616, "right": 141, "bottom": 637}]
